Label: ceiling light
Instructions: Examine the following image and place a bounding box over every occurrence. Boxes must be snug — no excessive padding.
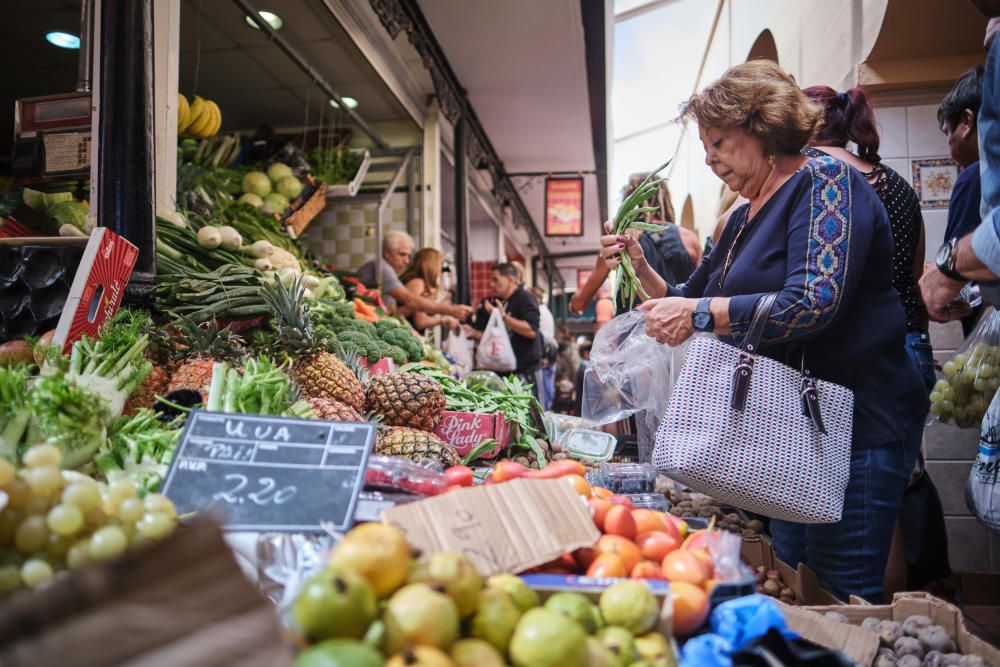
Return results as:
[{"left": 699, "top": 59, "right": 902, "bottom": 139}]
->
[
  {"left": 45, "top": 31, "right": 80, "bottom": 49},
  {"left": 329, "top": 97, "right": 359, "bottom": 110},
  {"left": 245, "top": 10, "right": 283, "bottom": 30}
]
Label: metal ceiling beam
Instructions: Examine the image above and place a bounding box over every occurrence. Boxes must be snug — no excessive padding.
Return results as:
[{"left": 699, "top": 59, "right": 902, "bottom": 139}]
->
[
  {"left": 232, "top": 0, "right": 388, "bottom": 149},
  {"left": 369, "top": 0, "right": 565, "bottom": 290}
]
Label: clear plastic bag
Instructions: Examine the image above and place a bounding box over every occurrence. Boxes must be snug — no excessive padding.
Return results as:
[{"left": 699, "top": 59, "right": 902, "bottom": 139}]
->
[
  {"left": 582, "top": 310, "right": 688, "bottom": 461},
  {"left": 930, "top": 306, "right": 1000, "bottom": 428},
  {"left": 475, "top": 308, "right": 517, "bottom": 372}
]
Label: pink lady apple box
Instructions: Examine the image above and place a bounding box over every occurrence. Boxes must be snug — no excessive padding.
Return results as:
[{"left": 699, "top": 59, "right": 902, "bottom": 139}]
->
[{"left": 433, "top": 411, "right": 511, "bottom": 459}]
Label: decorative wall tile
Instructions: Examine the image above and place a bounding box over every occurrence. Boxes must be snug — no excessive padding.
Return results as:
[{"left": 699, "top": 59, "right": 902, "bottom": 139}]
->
[{"left": 913, "top": 158, "right": 961, "bottom": 209}]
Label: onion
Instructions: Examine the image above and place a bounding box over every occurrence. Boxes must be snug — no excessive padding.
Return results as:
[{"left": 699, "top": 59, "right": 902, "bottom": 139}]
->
[
  {"left": 254, "top": 258, "right": 273, "bottom": 271},
  {"left": 0, "top": 340, "right": 34, "bottom": 367},
  {"left": 196, "top": 226, "right": 222, "bottom": 249},
  {"left": 302, "top": 275, "right": 321, "bottom": 289},
  {"left": 218, "top": 226, "right": 242, "bottom": 251},
  {"left": 247, "top": 240, "right": 274, "bottom": 258}
]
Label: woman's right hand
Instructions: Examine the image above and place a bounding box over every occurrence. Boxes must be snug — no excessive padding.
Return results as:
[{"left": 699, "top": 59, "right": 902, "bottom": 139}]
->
[{"left": 600, "top": 221, "right": 645, "bottom": 270}]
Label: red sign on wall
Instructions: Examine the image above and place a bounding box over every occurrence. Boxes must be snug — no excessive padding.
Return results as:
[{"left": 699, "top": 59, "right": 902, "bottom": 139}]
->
[
  {"left": 545, "top": 177, "right": 584, "bottom": 237},
  {"left": 577, "top": 268, "right": 592, "bottom": 290}
]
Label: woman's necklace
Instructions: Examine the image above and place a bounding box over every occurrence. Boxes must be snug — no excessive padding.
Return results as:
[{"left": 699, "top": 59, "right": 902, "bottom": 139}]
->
[{"left": 718, "top": 211, "right": 752, "bottom": 289}]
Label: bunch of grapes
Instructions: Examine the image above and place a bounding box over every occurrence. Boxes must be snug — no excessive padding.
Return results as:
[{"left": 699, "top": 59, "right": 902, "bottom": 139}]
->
[
  {"left": 930, "top": 343, "right": 1000, "bottom": 428},
  {"left": 0, "top": 444, "right": 178, "bottom": 593}
]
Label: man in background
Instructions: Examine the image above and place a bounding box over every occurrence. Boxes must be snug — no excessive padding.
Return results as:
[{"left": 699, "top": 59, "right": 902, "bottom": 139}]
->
[
  {"left": 532, "top": 287, "right": 557, "bottom": 410},
  {"left": 357, "top": 230, "right": 472, "bottom": 320}
]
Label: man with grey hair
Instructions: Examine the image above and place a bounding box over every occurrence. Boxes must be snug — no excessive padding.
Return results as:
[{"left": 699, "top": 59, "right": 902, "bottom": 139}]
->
[{"left": 358, "top": 230, "right": 472, "bottom": 319}]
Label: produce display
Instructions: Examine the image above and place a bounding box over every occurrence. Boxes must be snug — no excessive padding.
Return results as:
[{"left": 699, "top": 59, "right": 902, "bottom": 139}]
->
[
  {"left": 177, "top": 94, "right": 222, "bottom": 139},
  {"left": 823, "top": 614, "right": 987, "bottom": 666},
  {"left": 290, "top": 522, "right": 678, "bottom": 667}
]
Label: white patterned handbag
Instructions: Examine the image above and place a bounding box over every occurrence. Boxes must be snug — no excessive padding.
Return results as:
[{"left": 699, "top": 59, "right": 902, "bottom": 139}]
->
[{"left": 652, "top": 294, "right": 854, "bottom": 523}]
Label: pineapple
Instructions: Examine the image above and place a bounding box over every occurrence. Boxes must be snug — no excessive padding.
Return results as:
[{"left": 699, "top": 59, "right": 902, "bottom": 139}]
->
[
  {"left": 305, "top": 397, "right": 362, "bottom": 422},
  {"left": 123, "top": 365, "right": 170, "bottom": 415},
  {"left": 365, "top": 372, "right": 446, "bottom": 432},
  {"left": 166, "top": 316, "right": 246, "bottom": 400},
  {"left": 262, "top": 278, "right": 364, "bottom": 412},
  {"left": 376, "top": 427, "right": 460, "bottom": 468}
]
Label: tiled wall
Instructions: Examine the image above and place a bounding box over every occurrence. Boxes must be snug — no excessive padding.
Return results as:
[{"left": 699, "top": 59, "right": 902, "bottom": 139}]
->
[
  {"left": 302, "top": 192, "right": 416, "bottom": 272},
  {"left": 876, "top": 103, "right": 999, "bottom": 573},
  {"left": 470, "top": 261, "right": 494, "bottom": 306}
]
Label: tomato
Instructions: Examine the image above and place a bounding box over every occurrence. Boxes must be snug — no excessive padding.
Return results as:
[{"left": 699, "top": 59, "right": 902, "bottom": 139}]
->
[{"left": 444, "top": 465, "right": 475, "bottom": 487}]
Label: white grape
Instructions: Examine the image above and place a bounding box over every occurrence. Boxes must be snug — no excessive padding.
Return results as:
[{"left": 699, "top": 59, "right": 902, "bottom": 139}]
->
[
  {"left": 22, "top": 444, "right": 62, "bottom": 469},
  {"left": 62, "top": 481, "right": 101, "bottom": 512},
  {"left": 0, "top": 565, "right": 20, "bottom": 593},
  {"left": 46, "top": 504, "right": 84, "bottom": 536},
  {"left": 943, "top": 360, "right": 959, "bottom": 378},
  {"left": 143, "top": 494, "right": 176, "bottom": 518},
  {"left": 0, "top": 459, "right": 15, "bottom": 487},
  {"left": 108, "top": 479, "right": 138, "bottom": 505},
  {"left": 117, "top": 497, "right": 144, "bottom": 523},
  {"left": 138, "top": 512, "right": 176, "bottom": 540},
  {"left": 14, "top": 516, "right": 48, "bottom": 554},
  {"left": 4, "top": 479, "right": 30, "bottom": 509},
  {"left": 66, "top": 540, "right": 90, "bottom": 570},
  {"left": 88, "top": 525, "right": 127, "bottom": 561},
  {"left": 20, "top": 558, "right": 53, "bottom": 588},
  {"left": 24, "top": 466, "right": 62, "bottom": 497}
]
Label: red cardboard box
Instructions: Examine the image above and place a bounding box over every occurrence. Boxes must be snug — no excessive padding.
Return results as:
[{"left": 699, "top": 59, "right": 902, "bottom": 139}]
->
[
  {"left": 358, "top": 357, "right": 395, "bottom": 375},
  {"left": 433, "top": 411, "right": 511, "bottom": 458}
]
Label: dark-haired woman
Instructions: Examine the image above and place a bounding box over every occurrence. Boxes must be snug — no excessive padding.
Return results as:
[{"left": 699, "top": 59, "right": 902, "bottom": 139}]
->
[{"left": 803, "top": 86, "right": 933, "bottom": 419}]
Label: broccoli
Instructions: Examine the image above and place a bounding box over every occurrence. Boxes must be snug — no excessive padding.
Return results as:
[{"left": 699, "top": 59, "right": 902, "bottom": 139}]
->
[
  {"left": 374, "top": 319, "right": 402, "bottom": 335},
  {"left": 380, "top": 327, "right": 424, "bottom": 362},
  {"left": 329, "top": 301, "right": 355, "bottom": 319},
  {"left": 382, "top": 344, "right": 409, "bottom": 365},
  {"left": 333, "top": 317, "right": 377, "bottom": 338}
]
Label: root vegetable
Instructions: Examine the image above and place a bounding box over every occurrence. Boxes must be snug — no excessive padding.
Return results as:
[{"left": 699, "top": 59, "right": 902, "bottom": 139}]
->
[
  {"left": 302, "top": 274, "right": 321, "bottom": 289},
  {"left": 254, "top": 258, "right": 273, "bottom": 271},
  {"left": 894, "top": 636, "right": 924, "bottom": 660},
  {"left": 778, "top": 587, "right": 795, "bottom": 602},
  {"left": 862, "top": 617, "right": 882, "bottom": 631},
  {"left": 761, "top": 580, "right": 780, "bottom": 596},
  {"left": 959, "top": 656, "right": 986, "bottom": 666},
  {"left": 897, "top": 656, "right": 921, "bottom": 667},
  {"left": 197, "top": 226, "right": 222, "bottom": 249},
  {"left": 903, "top": 615, "right": 932, "bottom": 637},
  {"left": 824, "top": 611, "right": 849, "bottom": 624},
  {"left": 0, "top": 341, "right": 34, "bottom": 367},
  {"left": 874, "top": 648, "right": 897, "bottom": 666},
  {"left": 247, "top": 240, "right": 275, "bottom": 258},
  {"left": 218, "top": 226, "right": 242, "bottom": 251},
  {"left": 918, "top": 626, "right": 956, "bottom": 654},
  {"left": 878, "top": 621, "right": 904, "bottom": 648}
]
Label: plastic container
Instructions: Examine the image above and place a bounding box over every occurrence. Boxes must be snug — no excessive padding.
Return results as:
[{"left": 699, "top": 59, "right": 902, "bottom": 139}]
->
[
  {"left": 595, "top": 462, "right": 657, "bottom": 494},
  {"left": 544, "top": 413, "right": 585, "bottom": 444},
  {"left": 563, "top": 428, "right": 617, "bottom": 463},
  {"left": 625, "top": 493, "right": 670, "bottom": 511},
  {"left": 363, "top": 455, "right": 447, "bottom": 496},
  {"left": 0, "top": 240, "right": 84, "bottom": 343}
]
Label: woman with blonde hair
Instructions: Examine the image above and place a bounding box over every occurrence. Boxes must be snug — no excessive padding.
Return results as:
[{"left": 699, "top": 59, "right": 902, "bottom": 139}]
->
[
  {"left": 397, "top": 248, "right": 460, "bottom": 333},
  {"left": 601, "top": 60, "right": 927, "bottom": 602}
]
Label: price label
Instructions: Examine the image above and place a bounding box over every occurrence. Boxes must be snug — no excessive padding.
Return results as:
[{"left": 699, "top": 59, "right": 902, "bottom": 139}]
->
[{"left": 161, "top": 411, "right": 375, "bottom": 532}]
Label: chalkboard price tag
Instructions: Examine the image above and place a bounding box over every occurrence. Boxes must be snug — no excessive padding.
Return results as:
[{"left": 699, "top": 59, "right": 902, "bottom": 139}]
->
[{"left": 160, "top": 411, "right": 376, "bottom": 532}]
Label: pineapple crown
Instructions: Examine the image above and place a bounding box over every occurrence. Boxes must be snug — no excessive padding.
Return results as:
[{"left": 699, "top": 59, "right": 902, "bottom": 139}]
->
[
  {"left": 165, "top": 313, "right": 246, "bottom": 363},
  {"left": 261, "top": 277, "right": 329, "bottom": 357}
]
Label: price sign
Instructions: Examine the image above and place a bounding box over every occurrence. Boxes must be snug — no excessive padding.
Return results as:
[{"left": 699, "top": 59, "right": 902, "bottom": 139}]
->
[{"left": 161, "top": 411, "right": 375, "bottom": 532}]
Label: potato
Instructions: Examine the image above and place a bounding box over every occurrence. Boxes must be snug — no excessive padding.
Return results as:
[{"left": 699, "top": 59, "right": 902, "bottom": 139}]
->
[
  {"left": 958, "top": 656, "right": 986, "bottom": 666},
  {"left": 903, "top": 614, "right": 932, "bottom": 637},
  {"left": 894, "top": 636, "right": 924, "bottom": 660},
  {"left": 923, "top": 651, "right": 962, "bottom": 667},
  {"left": 917, "top": 626, "right": 956, "bottom": 654},
  {"left": 897, "top": 656, "right": 921, "bottom": 667},
  {"left": 875, "top": 648, "right": 898, "bottom": 667},
  {"left": 878, "top": 620, "right": 904, "bottom": 648},
  {"left": 862, "top": 617, "right": 882, "bottom": 631}
]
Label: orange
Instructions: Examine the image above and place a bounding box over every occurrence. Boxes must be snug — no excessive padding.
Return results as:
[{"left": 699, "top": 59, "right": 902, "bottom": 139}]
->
[
  {"left": 671, "top": 581, "right": 710, "bottom": 636},
  {"left": 631, "top": 560, "right": 667, "bottom": 580},
  {"left": 661, "top": 549, "right": 709, "bottom": 586},
  {"left": 596, "top": 534, "right": 642, "bottom": 573},
  {"left": 586, "top": 552, "right": 627, "bottom": 578},
  {"left": 588, "top": 498, "right": 612, "bottom": 531},
  {"left": 590, "top": 486, "right": 613, "bottom": 500},
  {"left": 635, "top": 530, "right": 681, "bottom": 563},
  {"left": 564, "top": 474, "right": 591, "bottom": 497},
  {"left": 604, "top": 505, "right": 637, "bottom": 540}
]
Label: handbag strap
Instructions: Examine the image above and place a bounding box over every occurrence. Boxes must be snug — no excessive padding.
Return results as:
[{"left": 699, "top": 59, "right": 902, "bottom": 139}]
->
[{"left": 731, "top": 293, "right": 777, "bottom": 411}]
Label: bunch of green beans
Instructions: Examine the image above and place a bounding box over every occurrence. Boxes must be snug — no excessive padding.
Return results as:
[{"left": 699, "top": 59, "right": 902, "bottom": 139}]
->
[
  {"left": 612, "top": 159, "right": 671, "bottom": 310},
  {"left": 154, "top": 264, "right": 269, "bottom": 321}
]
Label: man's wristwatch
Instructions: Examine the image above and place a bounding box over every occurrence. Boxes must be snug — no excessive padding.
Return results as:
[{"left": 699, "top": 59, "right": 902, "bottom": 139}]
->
[
  {"left": 692, "top": 297, "right": 714, "bottom": 332},
  {"left": 936, "top": 238, "right": 967, "bottom": 281}
]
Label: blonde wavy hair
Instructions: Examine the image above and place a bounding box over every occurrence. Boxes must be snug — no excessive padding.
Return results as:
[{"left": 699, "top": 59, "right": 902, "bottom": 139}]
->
[{"left": 681, "top": 60, "right": 823, "bottom": 156}]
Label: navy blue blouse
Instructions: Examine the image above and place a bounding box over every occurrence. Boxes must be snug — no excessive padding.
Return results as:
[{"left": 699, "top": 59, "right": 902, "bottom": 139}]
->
[{"left": 670, "top": 156, "right": 928, "bottom": 448}]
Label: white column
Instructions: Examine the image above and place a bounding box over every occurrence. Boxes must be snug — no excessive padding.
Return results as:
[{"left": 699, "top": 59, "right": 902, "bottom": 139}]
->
[
  {"left": 422, "top": 99, "right": 442, "bottom": 250},
  {"left": 153, "top": 0, "right": 181, "bottom": 210}
]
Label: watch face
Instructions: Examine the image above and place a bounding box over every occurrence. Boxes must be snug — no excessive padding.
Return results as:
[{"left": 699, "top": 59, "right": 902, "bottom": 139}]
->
[
  {"left": 693, "top": 312, "right": 712, "bottom": 331},
  {"left": 936, "top": 242, "right": 951, "bottom": 267}
]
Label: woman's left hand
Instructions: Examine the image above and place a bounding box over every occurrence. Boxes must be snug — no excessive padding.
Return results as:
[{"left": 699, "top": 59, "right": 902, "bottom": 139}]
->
[{"left": 637, "top": 297, "right": 698, "bottom": 345}]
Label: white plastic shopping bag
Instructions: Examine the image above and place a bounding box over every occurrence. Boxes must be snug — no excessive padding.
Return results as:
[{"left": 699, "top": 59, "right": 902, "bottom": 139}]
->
[
  {"left": 475, "top": 308, "right": 517, "bottom": 372},
  {"left": 968, "top": 388, "right": 1000, "bottom": 534},
  {"left": 443, "top": 328, "right": 474, "bottom": 377}
]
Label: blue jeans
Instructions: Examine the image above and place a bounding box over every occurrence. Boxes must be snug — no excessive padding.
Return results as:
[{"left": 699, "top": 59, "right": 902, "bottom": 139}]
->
[
  {"left": 903, "top": 330, "right": 935, "bottom": 473},
  {"left": 770, "top": 442, "right": 909, "bottom": 602}
]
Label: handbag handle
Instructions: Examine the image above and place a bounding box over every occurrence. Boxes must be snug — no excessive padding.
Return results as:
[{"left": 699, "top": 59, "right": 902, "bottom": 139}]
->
[
  {"left": 731, "top": 293, "right": 777, "bottom": 411},
  {"left": 730, "top": 293, "right": 828, "bottom": 434}
]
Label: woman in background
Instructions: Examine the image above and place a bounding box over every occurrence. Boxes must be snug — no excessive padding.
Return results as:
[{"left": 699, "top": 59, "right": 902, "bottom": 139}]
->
[{"left": 397, "top": 248, "right": 460, "bottom": 333}]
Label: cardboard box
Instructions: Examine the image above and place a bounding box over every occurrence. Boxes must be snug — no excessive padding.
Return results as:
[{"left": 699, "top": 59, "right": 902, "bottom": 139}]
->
[
  {"left": 0, "top": 519, "right": 293, "bottom": 666},
  {"left": 382, "top": 478, "right": 600, "bottom": 576},
  {"left": 359, "top": 357, "right": 395, "bottom": 375},
  {"left": 433, "top": 410, "right": 511, "bottom": 458},
  {"left": 521, "top": 573, "right": 676, "bottom": 640},
  {"left": 740, "top": 536, "right": 840, "bottom": 606}
]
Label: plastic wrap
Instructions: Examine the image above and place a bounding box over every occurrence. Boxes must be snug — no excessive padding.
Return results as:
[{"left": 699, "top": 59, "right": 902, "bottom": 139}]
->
[
  {"left": 968, "top": 388, "right": 1000, "bottom": 534},
  {"left": 442, "top": 329, "right": 474, "bottom": 377},
  {"left": 475, "top": 308, "right": 517, "bottom": 372},
  {"left": 930, "top": 307, "right": 1000, "bottom": 428},
  {"left": 582, "top": 310, "right": 687, "bottom": 461}
]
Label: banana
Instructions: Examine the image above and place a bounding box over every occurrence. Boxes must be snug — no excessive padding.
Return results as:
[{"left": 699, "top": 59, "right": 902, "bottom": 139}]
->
[
  {"left": 205, "top": 100, "right": 222, "bottom": 137},
  {"left": 177, "top": 93, "right": 190, "bottom": 133},
  {"left": 186, "top": 98, "right": 212, "bottom": 138}
]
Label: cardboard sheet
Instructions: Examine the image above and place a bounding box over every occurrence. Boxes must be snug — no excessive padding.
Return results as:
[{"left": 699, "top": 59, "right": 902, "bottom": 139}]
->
[{"left": 382, "top": 478, "right": 601, "bottom": 576}]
